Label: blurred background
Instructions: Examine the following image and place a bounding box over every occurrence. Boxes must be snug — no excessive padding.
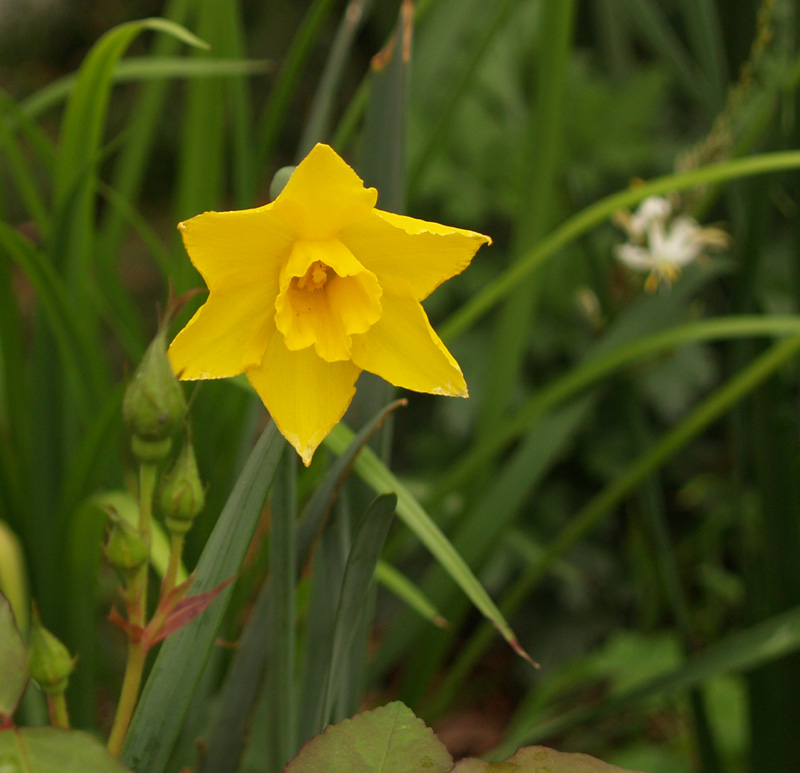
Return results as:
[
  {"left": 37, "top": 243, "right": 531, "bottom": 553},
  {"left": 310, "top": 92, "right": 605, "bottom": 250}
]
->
[{"left": 2, "top": 1, "right": 800, "bottom": 771}]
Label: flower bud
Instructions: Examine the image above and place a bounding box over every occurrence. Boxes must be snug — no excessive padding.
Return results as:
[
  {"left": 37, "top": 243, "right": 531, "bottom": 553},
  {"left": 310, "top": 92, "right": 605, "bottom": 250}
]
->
[
  {"left": 28, "top": 611, "right": 75, "bottom": 696},
  {"left": 123, "top": 324, "right": 187, "bottom": 461},
  {"left": 270, "top": 165, "right": 295, "bottom": 200},
  {"left": 104, "top": 515, "right": 149, "bottom": 574},
  {"left": 159, "top": 438, "right": 205, "bottom": 534}
]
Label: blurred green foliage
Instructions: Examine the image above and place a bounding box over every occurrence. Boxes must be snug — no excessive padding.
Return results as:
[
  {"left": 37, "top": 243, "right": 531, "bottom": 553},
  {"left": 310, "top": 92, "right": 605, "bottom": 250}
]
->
[{"left": 2, "top": 1, "right": 800, "bottom": 771}]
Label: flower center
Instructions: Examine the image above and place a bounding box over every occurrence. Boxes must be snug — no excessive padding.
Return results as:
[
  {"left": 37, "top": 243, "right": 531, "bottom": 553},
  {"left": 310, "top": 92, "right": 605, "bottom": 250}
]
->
[
  {"left": 274, "top": 239, "right": 382, "bottom": 362},
  {"left": 296, "top": 260, "right": 329, "bottom": 291}
]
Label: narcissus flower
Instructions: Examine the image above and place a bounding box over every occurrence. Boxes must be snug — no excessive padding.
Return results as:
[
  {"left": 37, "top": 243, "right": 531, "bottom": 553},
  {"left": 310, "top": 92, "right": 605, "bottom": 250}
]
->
[{"left": 169, "top": 143, "right": 490, "bottom": 464}]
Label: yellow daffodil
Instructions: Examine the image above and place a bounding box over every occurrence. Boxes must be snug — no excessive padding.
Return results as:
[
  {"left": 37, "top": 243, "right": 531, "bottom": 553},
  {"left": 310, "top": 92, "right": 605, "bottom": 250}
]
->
[{"left": 168, "top": 143, "right": 490, "bottom": 464}]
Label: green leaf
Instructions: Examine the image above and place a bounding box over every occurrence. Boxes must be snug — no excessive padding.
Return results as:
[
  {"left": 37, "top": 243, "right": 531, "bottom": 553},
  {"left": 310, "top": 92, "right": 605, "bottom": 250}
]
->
[
  {"left": 21, "top": 58, "right": 270, "bottom": 120},
  {"left": 297, "top": 0, "right": 375, "bottom": 158},
  {"left": 311, "top": 493, "right": 398, "bottom": 735},
  {"left": 0, "top": 727, "right": 130, "bottom": 772},
  {"left": 121, "top": 424, "right": 284, "bottom": 771},
  {"left": 200, "top": 402, "right": 403, "bottom": 773},
  {"left": 0, "top": 592, "right": 27, "bottom": 720},
  {"left": 440, "top": 150, "right": 800, "bottom": 342},
  {"left": 508, "top": 602, "right": 800, "bottom": 751},
  {"left": 52, "top": 18, "right": 206, "bottom": 283},
  {"left": 360, "top": 0, "right": 411, "bottom": 214},
  {"left": 453, "top": 745, "right": 643, "bottom": 772},
  {"left": 325, "top": 425, "right": 532, "bottom": 664},
  {"left": 286, "top": 701, "right": 452, "bottom": 773},
  {"left": 374, "top": 561, "right": 448, "bottom": 628}
]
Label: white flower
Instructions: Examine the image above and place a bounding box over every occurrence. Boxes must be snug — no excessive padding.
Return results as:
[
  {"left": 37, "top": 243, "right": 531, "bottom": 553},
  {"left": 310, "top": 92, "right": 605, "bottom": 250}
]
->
[
  {"left": 614, "top": 198, "right": 729, "bottom": 292},
  {"left": 625, "top": 196, "right": 672, "bottom": 241}
]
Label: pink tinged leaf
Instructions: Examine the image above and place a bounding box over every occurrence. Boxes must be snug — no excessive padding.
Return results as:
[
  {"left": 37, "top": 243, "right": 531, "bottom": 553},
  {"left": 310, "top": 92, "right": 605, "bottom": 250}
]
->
[
  {"left": 108, "top": 606, "right": 144, "bottom": 643},
  {"left": 144, "top": 577, "right": 234, "bottom": 648}
]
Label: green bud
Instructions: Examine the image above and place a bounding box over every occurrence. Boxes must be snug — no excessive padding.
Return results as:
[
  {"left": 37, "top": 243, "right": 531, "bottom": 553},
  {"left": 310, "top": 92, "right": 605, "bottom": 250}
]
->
[
  {"left": 269, "top": 165, "right": 295, "bottom": 201},
  {"left": 160, "top": 438, "right": 205, "bottom": 534},
  {"left": 123, "top": 324, "right": 187, "bottom": 460},
  {"left": 28, "top": 611, "right": 75, "bottom": 696},
  {"left": 104, "top": 516, "right": 149, "bottom": 573}
]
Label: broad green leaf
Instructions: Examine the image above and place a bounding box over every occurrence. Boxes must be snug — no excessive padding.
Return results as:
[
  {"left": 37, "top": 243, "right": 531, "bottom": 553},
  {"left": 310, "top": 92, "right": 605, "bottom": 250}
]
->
[
  {"left": 453, "top": 745, "right": 643, "bottom": 772},
  {"left": 122, "top": 424, "right": 284, "bottom": 771},
  {"left": 0, "top": 592, "right": 27, "bottom": 719},
  {"left": 0, "top": 728, "right": 129, "bottom": 772},
  {"left": 285, "top": 702, "right": 452, "bottom": 773}
]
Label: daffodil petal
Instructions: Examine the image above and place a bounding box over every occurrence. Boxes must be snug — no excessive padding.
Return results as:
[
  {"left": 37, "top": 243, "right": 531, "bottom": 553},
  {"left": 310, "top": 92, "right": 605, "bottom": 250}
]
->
[
  {"left": 350, "top": 278, "right": 467, "bottom": 397},
  {"left": 340, "top": 209, "right": 491, "bottom": 301},
  {"left": 246, "top": 331, "right": 361, "bottom": 465},
  {"left": 272, "top": 144, "right": 377, "bottom": 240},
  {"left": 169, "top": 280, "right": 274, "bottom": 379},
  {"left": 179, "top": 206, "right": 295, "bottom": 291}
]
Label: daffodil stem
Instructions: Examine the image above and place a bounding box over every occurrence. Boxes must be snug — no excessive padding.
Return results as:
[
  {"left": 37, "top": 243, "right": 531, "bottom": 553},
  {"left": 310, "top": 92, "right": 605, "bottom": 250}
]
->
[
  {"left": 47, "top": 693, "right": 70, "bottom": 729},
  {"left": 107, "top": 462, "right": 157, "bottom": 758}
]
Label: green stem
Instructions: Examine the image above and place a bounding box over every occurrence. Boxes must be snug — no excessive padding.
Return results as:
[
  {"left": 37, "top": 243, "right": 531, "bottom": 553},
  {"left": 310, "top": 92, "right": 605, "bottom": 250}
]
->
[
  {"left": 425, "top": 334, "right": 800, "bottom": 719},
  {"left": 440, "top": 150, "right": 800, "bottom": 343},
  {"left": 162, "top": 531, "right": 185, "bottom": 600},
  {"left": 107, "top": 462, "right": 157, "bottom": 757},
  {"left": 46, "top": 693, "right": 70, "bottom": 729},
  {"left": 107, "top": 639, "right": 146, "bottom": 758}
]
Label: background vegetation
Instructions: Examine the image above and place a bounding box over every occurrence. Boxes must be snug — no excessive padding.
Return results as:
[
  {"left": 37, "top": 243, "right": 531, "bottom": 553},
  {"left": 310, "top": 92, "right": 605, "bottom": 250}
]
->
[{"left": 2, "top": 0, "right": 800, "bottom": 771}]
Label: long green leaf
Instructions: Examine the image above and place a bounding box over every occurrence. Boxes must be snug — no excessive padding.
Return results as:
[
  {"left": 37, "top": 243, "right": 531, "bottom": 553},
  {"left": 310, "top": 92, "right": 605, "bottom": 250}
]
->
[
  {"left": 435, "top": 334, "right": 800, "bottom": 709},
  {"left": 324, "top": 425, "right": 532, "bottom": 663},
  {"left": 313, "top": 493, "right": 397, "bottom": 735},
  {"left": 440, "top": 150, "right": 800, "bottom": 342},
  {"left": 21, "top": 58, "right": 269, "bottom": 120},
  {"left": 499, "top": 603, "right": 800, "bottom": 755},
  {"left": 264, "top": 453, "right": 298, "bottom": 773},
  {"left": 435, "top": 314, "right": 800, "bottom": 502},
  {"left": 122, "top": 424, "right": 284, "bottom": 770}
]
